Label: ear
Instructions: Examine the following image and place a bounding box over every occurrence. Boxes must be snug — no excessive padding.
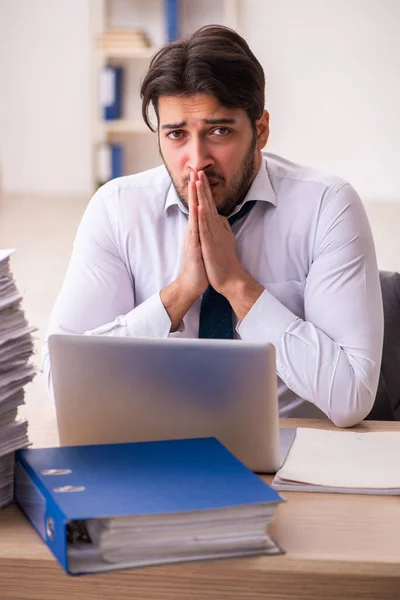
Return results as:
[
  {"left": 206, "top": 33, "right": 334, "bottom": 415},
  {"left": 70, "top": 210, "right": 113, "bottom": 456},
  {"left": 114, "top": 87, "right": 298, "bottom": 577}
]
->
[{"left": 255, "top": 110, "right": 270, "bottom": 150}]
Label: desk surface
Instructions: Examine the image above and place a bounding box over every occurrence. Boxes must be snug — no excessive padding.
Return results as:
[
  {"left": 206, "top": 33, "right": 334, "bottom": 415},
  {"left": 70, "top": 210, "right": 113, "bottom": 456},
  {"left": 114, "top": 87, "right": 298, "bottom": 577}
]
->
[{"left": 1, "top": 401, "right": 400, "bottom": 600}]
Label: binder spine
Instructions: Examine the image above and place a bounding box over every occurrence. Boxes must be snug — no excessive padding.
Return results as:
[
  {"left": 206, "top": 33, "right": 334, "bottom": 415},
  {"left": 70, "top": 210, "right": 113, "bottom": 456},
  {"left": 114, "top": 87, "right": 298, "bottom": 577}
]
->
[
  {"left": 14, "top": 457, "right": 69, "bottom": 572},
  {"left": 96, "top": 142, "right": 124, "bottom": 186},
  {"left": 111, "top": 143, "right": 123, "bottom": 179},
  {"left": 165, "top": 0, "right": 180, "bottom": 42},
  {"left": 100, "top": 66, "right": 123, "bottom": 120}
]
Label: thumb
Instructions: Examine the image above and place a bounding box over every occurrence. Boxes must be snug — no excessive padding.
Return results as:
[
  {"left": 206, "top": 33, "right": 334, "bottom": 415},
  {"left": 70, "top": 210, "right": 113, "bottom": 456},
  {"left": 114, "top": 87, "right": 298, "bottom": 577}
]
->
[{"left": 221, "top": 216, "right": 231, "bottom": 231}]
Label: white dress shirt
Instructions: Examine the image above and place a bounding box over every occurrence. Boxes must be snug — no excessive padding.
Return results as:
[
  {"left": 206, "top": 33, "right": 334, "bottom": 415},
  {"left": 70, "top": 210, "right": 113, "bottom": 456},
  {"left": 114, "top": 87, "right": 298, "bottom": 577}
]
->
[{"left": 43, "top": 152, "right": 384, "bottom": 427}]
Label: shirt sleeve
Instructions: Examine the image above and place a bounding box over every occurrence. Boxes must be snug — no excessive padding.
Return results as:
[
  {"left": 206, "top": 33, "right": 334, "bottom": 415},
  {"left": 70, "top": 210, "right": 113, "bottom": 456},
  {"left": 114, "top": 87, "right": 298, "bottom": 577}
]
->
[
  {"left": 238, "top": 183, "right": 384, "bottom": 428},
  {"left": 42, "top": 186, "right": 172, "bottom": 395}
]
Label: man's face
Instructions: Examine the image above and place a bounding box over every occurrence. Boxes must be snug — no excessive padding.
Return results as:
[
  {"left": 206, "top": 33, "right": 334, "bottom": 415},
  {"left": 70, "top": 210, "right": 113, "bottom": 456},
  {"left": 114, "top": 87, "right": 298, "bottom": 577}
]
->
[{"left": 158, "top": 94, "right": 268, "bottom": 216}]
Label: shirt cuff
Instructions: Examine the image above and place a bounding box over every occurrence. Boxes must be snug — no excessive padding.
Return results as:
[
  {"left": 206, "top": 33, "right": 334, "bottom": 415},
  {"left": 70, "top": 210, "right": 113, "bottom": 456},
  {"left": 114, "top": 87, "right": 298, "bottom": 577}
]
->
[
  {"left": 125, "top": 292, "right": 172, "bottom": 338},
  {"left": 169, "top": 320, "right": 185, "bottom": 335},
  {"left": 237, "top": 288, "right": 298, "bottom": 346}
]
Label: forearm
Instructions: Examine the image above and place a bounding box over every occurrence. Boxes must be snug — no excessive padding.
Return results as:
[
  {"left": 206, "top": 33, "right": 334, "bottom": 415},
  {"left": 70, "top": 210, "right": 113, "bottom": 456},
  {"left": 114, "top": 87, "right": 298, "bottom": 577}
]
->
[
  {"left": 222, "top": 271, "right": 264, "bottom": 322},
  {"left": 160, "top": 278, "right": 200, "bottom": 332},
  {"left": 43, "top": 293, "right": 173, "bottom": 398},
  {"left": 238, "top": 289, "right": 383, "bottom": 428},
  {"left": 280, "top": 320, "right": 378, "bottom": 427}
]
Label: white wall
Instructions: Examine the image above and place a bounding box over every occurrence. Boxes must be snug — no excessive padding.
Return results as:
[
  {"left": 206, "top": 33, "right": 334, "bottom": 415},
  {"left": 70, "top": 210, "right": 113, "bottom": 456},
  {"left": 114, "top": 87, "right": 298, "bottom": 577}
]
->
[
  {"left": 241, "top": 0, "right": 400, "bottom": 202},
  {"left": 0, "top": 0, "right": 399, "bottom": 201},
  {"left": 0, "top": 0, "right": 92, "bottom": 196}
]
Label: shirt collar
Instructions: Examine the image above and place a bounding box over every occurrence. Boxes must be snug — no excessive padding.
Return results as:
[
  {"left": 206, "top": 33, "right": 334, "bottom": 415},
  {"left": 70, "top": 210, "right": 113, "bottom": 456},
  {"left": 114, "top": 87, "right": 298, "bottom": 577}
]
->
[
  {"left": 164, "top": 155, "right": 277, "bottom": 216},
  {"left": 165, "top": 181, "right": 189, "bottom": 215}
]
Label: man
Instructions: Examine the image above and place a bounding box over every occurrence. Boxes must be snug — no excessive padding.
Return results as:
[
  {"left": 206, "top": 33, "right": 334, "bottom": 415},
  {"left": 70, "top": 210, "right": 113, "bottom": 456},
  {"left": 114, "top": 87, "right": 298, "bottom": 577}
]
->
[{"left": 43, "top": 25, "right": 383, "bottom": 427}]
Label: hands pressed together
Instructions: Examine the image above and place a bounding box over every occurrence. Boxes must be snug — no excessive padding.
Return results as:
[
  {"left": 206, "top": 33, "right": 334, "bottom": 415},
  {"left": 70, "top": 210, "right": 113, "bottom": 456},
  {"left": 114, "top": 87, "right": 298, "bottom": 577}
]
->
[
  {"left": 161, "top": 170, "right": 264, "bottom": 331},
  {"left": 179, "top": 170, "right": 248, "bottom": 300}
]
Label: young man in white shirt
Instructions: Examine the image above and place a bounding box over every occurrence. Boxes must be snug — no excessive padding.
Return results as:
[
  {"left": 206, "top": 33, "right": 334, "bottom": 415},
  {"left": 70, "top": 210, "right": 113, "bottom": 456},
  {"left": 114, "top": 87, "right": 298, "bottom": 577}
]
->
[{"left": 44, "top": 25, "right": 383, "bottom": 427}]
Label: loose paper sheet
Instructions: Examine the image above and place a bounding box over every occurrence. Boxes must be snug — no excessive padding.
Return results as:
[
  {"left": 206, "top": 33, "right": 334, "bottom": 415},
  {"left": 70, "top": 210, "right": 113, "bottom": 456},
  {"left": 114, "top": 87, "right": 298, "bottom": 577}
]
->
[{"left": 278, "top": 428, "right": 400, "bottom": 489}]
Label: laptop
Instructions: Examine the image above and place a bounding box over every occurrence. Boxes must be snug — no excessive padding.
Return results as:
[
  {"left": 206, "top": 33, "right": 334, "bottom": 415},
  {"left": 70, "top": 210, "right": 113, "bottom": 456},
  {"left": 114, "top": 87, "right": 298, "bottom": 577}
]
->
[{"left": 48, "top": 335, "right": 286, "bottom": 473}]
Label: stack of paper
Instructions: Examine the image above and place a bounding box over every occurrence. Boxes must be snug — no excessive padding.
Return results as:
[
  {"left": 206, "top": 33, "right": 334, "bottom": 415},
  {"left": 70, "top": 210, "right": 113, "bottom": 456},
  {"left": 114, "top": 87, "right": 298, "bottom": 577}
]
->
[
  {"left": 0, "top": 249, "right": 35, "bottom": 507},
  {"left": 84, "top": 505, "right": 279, "bottom": 569},
  {"left": 272, "top": 427, "right": 400, "bottom": 495}
]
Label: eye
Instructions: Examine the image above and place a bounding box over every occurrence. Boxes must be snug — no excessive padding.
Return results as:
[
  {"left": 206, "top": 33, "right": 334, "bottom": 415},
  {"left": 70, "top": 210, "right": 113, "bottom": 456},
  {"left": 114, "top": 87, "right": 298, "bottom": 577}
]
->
[
  {"left": 212, "top": 127, "right": 232, "bottom": 136},
  {"left": 166, "top": 130, "right": 185, "bottom": 140}
]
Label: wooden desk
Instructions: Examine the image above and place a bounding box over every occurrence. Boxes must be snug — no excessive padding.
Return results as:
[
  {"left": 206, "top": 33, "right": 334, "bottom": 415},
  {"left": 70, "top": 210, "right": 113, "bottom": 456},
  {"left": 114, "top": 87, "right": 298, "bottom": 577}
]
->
[{"left": 1, "top": 406, "right": 400, "bottom": 599}]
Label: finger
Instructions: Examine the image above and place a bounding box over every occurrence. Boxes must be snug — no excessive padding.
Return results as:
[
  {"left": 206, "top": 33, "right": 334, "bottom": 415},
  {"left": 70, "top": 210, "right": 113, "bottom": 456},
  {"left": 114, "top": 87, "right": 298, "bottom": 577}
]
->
[
  {"left": 197, "top": 180, "right": 217, "bottom": 247},
  {"left": 188, "top": 181, "right": 200, "bottom": 246},
  {"left": 196, "top": 178, "right": 217, "bottom": 235},
  {"left": 198, "top": 170, "right": 218, "bottom": 216},
  {"left": 195, "top": 179, "right": 211, "bottom": 230},
  {"left": 194, "top": 175, "right": 205, "bottom": 213},
  {"left": 197, "top": 202, "right": 213, "bottom": 246},
  {"left": 189, "top": 171, "right": 200, "bottom": 220},
  {"left": 221, "top": 216, "right": 232, "bottom": 232},
  {"left": 195, "top": 175, "right": 213, "bottom": 216},
  {"left": 188, "top": 180, "right": 199, "bottom": 235}
]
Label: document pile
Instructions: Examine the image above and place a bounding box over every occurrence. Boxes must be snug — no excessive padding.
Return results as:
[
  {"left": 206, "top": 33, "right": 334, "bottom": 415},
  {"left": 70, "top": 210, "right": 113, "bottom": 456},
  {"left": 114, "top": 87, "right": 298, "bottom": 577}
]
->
[
  {"left": 0, "top": 249, "right": 35, "bottom": 507},
  {"left": 272, "top": 427, "right": 400, "bottom": 495}
]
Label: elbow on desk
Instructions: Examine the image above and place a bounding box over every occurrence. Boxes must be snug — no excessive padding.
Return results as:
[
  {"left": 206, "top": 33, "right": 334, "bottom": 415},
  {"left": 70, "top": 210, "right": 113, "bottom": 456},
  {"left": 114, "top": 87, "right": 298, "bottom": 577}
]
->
[
  {"left": 329, "top": 391, "right": 375, "bottom": 429},
  {"left": 327, "top": 353, "right": 379, "bottom": 428},
  {"left": 330, "top": 412, "right": 366, "bottom": 429}
]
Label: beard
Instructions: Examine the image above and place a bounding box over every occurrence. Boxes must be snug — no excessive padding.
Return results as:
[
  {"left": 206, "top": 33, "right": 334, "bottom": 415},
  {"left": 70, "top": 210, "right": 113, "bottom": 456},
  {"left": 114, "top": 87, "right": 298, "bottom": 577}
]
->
[{"left": 160, "top": 132, "right": 257, "bottom": 217}]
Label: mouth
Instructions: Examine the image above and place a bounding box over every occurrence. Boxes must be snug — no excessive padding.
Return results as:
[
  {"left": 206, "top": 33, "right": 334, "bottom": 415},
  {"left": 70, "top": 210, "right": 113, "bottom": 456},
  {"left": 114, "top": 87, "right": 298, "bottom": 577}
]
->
[{"left": 207, "top": 177, "right": 221, "bottom": 188}]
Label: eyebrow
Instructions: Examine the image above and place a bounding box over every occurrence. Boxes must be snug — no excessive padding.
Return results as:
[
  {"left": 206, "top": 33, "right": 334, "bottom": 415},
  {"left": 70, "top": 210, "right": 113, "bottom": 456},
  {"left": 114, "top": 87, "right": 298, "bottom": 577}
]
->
[{"left": 161, "top": 118, "right": 237, "bottom": 130}]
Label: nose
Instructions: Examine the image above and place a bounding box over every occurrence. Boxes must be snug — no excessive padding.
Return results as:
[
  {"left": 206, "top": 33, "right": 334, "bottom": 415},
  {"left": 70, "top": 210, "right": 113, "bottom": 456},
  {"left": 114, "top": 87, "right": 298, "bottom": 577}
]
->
[{"left": 187, "top": 137, "right": 214, "bottom": 173}]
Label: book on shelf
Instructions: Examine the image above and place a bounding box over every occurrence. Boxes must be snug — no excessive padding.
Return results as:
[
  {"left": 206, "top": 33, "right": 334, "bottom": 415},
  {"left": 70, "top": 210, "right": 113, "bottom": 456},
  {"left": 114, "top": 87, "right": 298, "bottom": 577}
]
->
[
  {"left": 97, "top": 29, "right": 151, "bottom": 52},
  {"left": 100, "top": 65, "right": 123, "bottom": 120},
  {"left": 165, "top": 0, "right": 180, "bottom": 42},
  {"left": 96, "top": 142, "right": 124, "bottom": 187},
  {"left": 0, "top": 249, "right": 36, "bottom": 508},
  {"left": 15, "top": 437, "right": 284, "bottom": 575}
]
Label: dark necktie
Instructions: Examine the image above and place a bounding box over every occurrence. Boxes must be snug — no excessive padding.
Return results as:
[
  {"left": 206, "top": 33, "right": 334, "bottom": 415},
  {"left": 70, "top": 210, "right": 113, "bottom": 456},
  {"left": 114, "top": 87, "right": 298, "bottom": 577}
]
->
[{"left": 198, "top": 200, "right": 257, "bottom": 339}]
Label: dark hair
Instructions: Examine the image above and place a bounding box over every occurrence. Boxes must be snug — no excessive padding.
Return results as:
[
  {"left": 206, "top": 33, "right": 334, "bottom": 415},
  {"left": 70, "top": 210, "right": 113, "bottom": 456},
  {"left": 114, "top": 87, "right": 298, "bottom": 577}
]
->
[{"left": 140, "top": 25, "right": 265, "bottom": 132}]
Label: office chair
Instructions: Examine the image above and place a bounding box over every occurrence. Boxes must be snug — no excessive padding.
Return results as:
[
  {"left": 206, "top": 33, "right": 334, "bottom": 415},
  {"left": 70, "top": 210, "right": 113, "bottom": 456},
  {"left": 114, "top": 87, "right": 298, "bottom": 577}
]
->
[{"left": 366, "top": 270, "right": 400, "bottom": 421}]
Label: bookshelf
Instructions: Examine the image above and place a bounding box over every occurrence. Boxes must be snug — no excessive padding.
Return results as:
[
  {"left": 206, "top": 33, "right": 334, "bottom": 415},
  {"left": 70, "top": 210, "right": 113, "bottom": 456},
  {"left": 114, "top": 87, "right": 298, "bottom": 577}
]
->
[{"left": 89, "top": 0, "right": 240, "bottom": 192}]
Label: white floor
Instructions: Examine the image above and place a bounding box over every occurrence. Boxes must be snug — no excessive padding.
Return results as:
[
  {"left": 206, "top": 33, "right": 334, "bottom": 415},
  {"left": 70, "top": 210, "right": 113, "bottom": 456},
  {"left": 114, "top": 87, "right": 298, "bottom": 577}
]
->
[{"left": 1, "top": 194, "right": 399, "bottom": 445}]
